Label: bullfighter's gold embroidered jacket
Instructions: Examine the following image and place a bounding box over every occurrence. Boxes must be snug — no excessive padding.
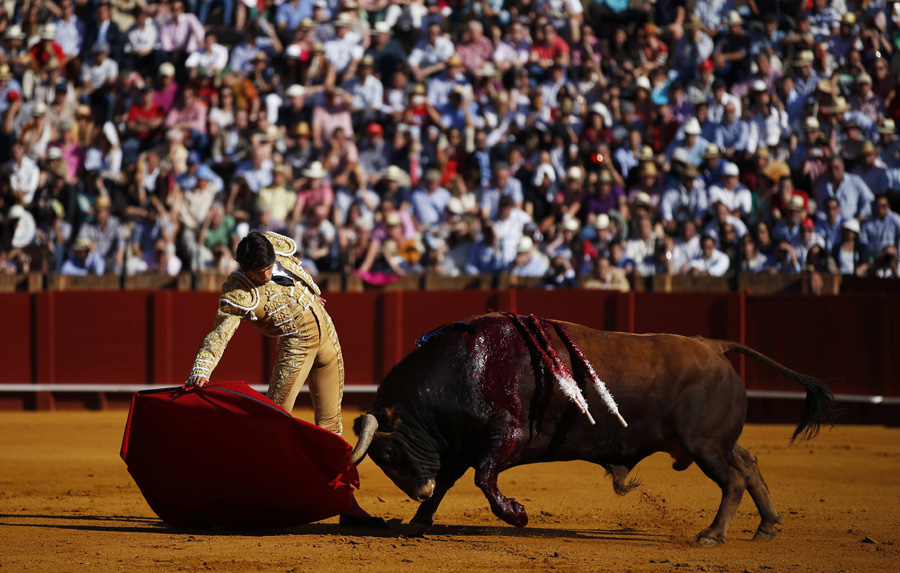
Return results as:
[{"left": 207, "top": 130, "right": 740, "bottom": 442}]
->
[{"left": 189, "top": 232, "right": 321, "bottom": 379}]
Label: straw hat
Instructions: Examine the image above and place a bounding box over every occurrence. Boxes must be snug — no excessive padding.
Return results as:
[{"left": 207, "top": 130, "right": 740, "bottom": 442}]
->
[
  {"left": 3, "top": 25, "right": 25, "bottom": 40},
  {"left": 702, "top": 143, "right": 721, "bottom": 159},
  {"left": 878, "top": 118, "right": 896, "bottom": 135},
  {"left": 302, "top": 161, "right": 328, "bottom": 178},
  {"left": 0, "top": 64, "right": 12, "bottom": 81},
  {"left": 683, "top": 118, "right": 702, "bottom": 135},
  {"left": 792, "top": 50, "right": 814, "bottom": 67}
]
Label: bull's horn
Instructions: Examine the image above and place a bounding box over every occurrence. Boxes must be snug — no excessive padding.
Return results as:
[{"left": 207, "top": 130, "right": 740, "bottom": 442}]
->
[{"left": 350, "top": 414, "right": 378, "bottom": 465}]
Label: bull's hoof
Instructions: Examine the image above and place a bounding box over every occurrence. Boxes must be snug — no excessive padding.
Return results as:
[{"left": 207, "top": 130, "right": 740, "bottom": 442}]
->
[
  {"left": 696, "top": 535, "right": 726, "bottom": 547},
  {"left": 752, "top": 529, "right": 777, "bottom": 542},
  {"left": 496, "top": 500, "right": 528, "bottom": 528},
  {"left": 405, "top": 520, "right": 432, "bottom": 537}
]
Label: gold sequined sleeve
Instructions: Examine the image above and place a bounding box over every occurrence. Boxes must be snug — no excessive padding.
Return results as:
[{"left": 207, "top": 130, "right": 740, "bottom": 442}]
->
[{"left": 189, "top": 306, "right": 243, "bottom": 379}]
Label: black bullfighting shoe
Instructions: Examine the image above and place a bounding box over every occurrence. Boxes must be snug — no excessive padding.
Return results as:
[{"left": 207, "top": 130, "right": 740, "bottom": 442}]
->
[{"left": 338, "top": 514, "right": 390, "bottom": 529}]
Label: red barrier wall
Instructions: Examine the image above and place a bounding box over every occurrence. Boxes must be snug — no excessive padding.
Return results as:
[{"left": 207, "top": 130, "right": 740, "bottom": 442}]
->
[{"left": 1, "top": 290, "right": 897, "bottom": 399}]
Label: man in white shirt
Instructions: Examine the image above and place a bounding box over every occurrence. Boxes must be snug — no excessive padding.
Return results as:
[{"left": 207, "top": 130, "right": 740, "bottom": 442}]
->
[
  {"left": 323, "top": 14, "right": 363, "bottom": 82},
  {"left": 687, "top": 235, "right": 730, "bottom": 276},
  {"left": 53, "top": 0, "right": 84, "bottom": 59},
  {"left": 708, "top": 78, "right": 741, "bottom": 125},
  {"left": 708, "top": 162, "right": 752, "bottom": 217},
  {"left": 408, "top": 22, "right": 455, "bottom": 82},
  {"left": 6, "top": 142, "right": 40, "bottom": 205},
  {"left": 493, "top": 195, "right": 532, "bottom": 263},
  {"left": 185, "top": 32, "right": 229, "bottom": 73},
  {"left": 80, "top": 41, "right": 118, "bottom": 122},
  {"left": 124, "top": 8, "right": 157, "bottom": 72}
]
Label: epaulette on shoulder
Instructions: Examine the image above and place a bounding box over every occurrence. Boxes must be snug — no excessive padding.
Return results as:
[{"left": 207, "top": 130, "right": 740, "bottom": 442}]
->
[
  {"left": 264, "top": 232, "right": 298, "bottom": 257},
  {"left": 219, "top": 272, "right": 259, "bottom": 313}
]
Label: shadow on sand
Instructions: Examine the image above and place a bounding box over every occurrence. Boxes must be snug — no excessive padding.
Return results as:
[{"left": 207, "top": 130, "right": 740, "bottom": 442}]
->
[{"left": 0, "top": 513, "right": 672, "bottom": 543}]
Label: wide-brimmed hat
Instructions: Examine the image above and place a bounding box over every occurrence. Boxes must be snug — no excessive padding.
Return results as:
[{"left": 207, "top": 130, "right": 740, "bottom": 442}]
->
[
  {"left": 3, "top": 25, "right": 25, "bottom": 40},
  {"left": 680, "top": 163, "right": 700, "bottom": 178},
  {"left": 447, "top": 53, "right": 463, "bottom": 67},
  {"left": 516, "top": 236, "right": 534, "bottom": 253},
  {"left": 285, "top": 84, "right": 305, "bottom": 98},
  {"left": 384, "top": 165, "right": 408, "bottom": 183},
  {"left": 683, "top": 14, "right": 703, "bottom": 30},
  {"left": 595, "top": 213, "right": 611, "bottom": 230},
  {"left": 829, "top": 97, "right": 850, "bottom": 114},
  {"left": 816, "top": 79, "right": 835, "bottom": 94},
  {"left": 726, "top": 10, "right": 743, "bottom": 26},
  {"left": 631, "top": 191, "right": 652, "bottom": 207},
  {"left": 723, "top": 162, "right": 740, "bottom": 177},
  {"left": 702, "top": 143, "right": 721, "bottom": 159},
  {"left": 878, "top": 118, "right": 896, "bottom": 134},
  {"left": 683, "top": 118, "right": 702, "bottom": 135},
  {"left": 804, "top": 116, "right": 821, "bottom": 132},
  {"left": 302, "top": 161, "right": 328, "bottom": 178},
  {"left": 0, "top": 64, "right": 12, "bottom": 81},
  {"left": 95, "top": 195, "right": 112, "bottom": 210},
  {"left": 567, "top": 166, "right": 583, "bottom": 181},
  {"left": 792, "top": 50, "right": 814, "bottom": 67},
  {"left": 637, "top": 162, "right": 658, "bottom": 178},
  {"left": 598, "top": 169, "right": 613, "bottom": 183},
  {"left": 788, "top": 194, "right": 805, "bottom": 211},
  {"left": 842, "top": 219, "right": 861, "bottom": 234},
  {"left": 158, "top": 62, "right": 176, "bottom": 77},
  {"left": 40, "top": 23, "right": 57, "bottom": 40}
]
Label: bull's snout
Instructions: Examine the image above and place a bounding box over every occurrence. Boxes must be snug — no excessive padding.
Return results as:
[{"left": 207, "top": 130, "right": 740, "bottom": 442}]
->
[{"left": 410, "top": 479, "right": 436, "bottom": 502}]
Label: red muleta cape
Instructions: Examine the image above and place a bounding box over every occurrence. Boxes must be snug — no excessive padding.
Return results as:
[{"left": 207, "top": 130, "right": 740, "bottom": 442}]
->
[{"left": 120, "top": 381, "right": 359, "bottom": 529}]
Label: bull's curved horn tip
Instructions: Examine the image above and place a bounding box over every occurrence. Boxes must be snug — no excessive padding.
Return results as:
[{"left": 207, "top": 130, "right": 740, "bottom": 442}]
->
[{"left": 349, "top": 413, "right": 378, "bottom": 465}]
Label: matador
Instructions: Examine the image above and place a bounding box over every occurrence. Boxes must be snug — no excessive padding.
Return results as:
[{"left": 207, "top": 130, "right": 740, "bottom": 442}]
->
[{"left": 185, "top": 231, "right": 344, "bottom": 434}]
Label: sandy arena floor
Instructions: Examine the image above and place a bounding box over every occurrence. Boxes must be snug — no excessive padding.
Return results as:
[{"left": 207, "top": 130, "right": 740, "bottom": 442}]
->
[{"left": 1, "top": 410, "right": 899, "bottom": 572}]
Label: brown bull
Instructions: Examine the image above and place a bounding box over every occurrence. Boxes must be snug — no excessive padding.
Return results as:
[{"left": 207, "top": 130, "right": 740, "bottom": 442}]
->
[{"left": 350, "top": 313, "right": 834, "bottom": 545}]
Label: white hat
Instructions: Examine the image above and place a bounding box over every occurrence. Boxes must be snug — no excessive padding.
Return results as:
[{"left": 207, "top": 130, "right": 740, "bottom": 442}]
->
[
  {"left": 3, "top": 25, "right": 25, "bottom": 40},
  {"left": 165, "top": 128, "right": 183, "bottom": 141},
  {"left": 159, "top": 62, "right": 176, "bottom": 77},
  {"left": 303, "top": 161, "right": 328, "bottom": 178},
  {"left": 842, "top": 219, "right": 860, "bottom": 234},
  {"left": 631, "top": 191, "right": 652, "bottom": 207},
  {"left": 594, "top": 213, "right": 610, "bottom": 230},
  {"left": 804, "top": 116, "right": 821, "bottom": 132},
  {"left": 286, "top": 84, "right": 305, "bottom": 98},
  {"left": 384, "top": 165, "right": 408, "bottom": 183},
  {"left": 788, "top": 194, "right": 805, "bottom": 211},
  {"left": 635, "top": 76, "right": 652, "bottom": 91},
  {"left": 562, "top": 218, "right": 580, "bottom": 232},
  {"left": 373, "top": 21, "right": 391, "bottom": 34},
  {"left": 751, "top": 79, "right": 767, "bottom": 92},
  {"left": 589, "top": 102, "right": 612, "bottom": 127},
  {"left": 878, "top": 118, "right": 896, "bottom": 134},
  {"left": 516, "top": 236, "right": 534, "bottom": 253},
  {"left": 726, "top": 10, "right": 743, "bottom": 26},
  {"left": 566, "top": 166, "right": 583, "bottom": 181},
  {"left": 683, "top": 118, "right": 702, "bottom": 135},
  {"left": 8, "top": 204, "right": 26, "bottom": 220},
  {"left": 47, "top": 147, "right": 63, "bottom": 160},
  {"left": 723, "top": 162, "right": 740, "bottom": 177},
  {"left": 334, "top": 14, "right": 352, "bottom": 27},
  {"left": 40, "top": 23, "right": 57, "bottom": 40},
  {"left": 447, "top": 197, "right": 465, "bottom": 215},
  {"left": 33, "top": 101, "right": 47, "bottom": 116},
  {"left": 671, "top": 147, "right": 690, "bottom": 164}
]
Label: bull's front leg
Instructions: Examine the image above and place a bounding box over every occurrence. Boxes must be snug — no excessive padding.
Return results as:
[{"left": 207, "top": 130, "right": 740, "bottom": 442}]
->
[
  {"left": 406, "top": 465, "right": 467, "bottom": 537},
  {"left": 474, "top": 416, "right": 528, "bottom": 527}
]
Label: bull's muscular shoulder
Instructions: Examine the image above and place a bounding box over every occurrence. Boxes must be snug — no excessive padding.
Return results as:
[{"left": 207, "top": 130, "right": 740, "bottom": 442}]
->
[
  {"left": 219, "top": 272, "right": 260, "bottom": 313},
  {"left": 263, "top": 232, "right": 298, "bottom": 257}
]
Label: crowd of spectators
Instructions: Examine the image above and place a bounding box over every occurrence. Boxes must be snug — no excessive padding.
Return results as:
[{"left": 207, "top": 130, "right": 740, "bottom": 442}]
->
[{"left": 3, "top": 0, "right": 900, "bottom": 289}]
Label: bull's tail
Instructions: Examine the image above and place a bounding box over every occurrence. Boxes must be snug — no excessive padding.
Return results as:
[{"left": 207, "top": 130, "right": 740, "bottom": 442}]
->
[{"left": 718, "top": 341, "right": 834, "bottom": 442}]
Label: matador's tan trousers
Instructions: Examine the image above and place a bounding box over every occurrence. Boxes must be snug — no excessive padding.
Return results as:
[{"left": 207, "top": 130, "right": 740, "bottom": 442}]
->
[{"left": 266, "top": 298, "right": 345, "bottom": 435}]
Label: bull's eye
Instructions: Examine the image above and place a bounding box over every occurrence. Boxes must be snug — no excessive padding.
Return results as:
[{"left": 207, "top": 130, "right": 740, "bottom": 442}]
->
[{"left": 381, "top": 446, "right": 394, "bottom": 462}]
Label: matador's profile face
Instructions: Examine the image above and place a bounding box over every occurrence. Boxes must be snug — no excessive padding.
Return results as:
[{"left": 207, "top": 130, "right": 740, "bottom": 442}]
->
[{"left": 244, "top": 263, "right": 274, "bottom": 285}]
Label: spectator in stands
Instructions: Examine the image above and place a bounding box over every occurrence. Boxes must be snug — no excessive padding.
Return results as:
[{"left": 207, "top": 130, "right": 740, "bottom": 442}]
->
[
  {"left": 861, "top": 195, "right": 900, "bottom": 257},
  {"left": 60, "top": 235, "right": 105, "bottom": 275},
  {"left": 687, "top": 235, "right": 729, "bottom": 277}
]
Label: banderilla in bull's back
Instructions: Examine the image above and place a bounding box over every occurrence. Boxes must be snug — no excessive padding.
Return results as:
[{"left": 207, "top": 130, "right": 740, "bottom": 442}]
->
[{"left": 349, "top": 312, "right": 834, "bottom": 545}]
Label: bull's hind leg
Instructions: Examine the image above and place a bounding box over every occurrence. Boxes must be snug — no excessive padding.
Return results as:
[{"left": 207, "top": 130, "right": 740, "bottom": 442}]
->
[
  {"left": 692, "top": 446, "right": 748, "bottom": 546},
  {"left": 733, "top": 444, "right": 782, "bottom": 541}
]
